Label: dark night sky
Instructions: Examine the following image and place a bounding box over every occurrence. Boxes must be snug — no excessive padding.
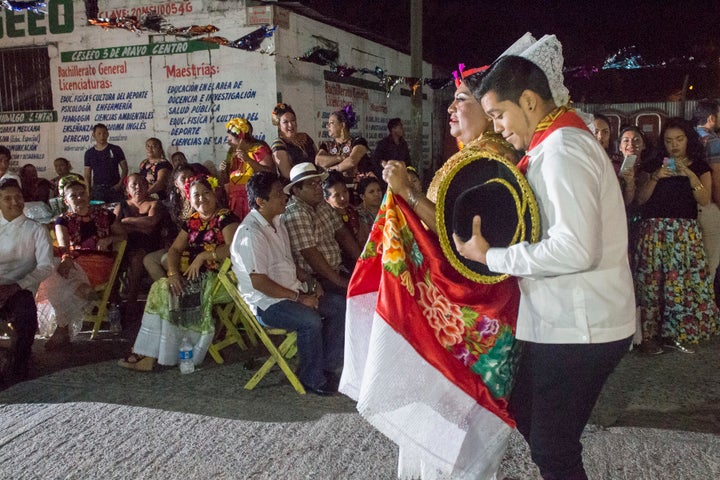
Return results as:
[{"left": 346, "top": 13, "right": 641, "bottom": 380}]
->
[{"left": 299, "top": 0, "right": 720, "bottom": 70}]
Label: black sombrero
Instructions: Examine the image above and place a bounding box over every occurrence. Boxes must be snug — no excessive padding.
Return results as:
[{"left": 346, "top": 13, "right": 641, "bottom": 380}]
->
[{"left": 435, "top": 146, "right": 540, "bottom": 283}]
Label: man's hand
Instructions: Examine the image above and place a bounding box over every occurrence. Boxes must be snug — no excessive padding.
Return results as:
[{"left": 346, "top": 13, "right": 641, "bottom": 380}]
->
[{"left": 452, "top": 215, "right": 490, "bottom": 264}]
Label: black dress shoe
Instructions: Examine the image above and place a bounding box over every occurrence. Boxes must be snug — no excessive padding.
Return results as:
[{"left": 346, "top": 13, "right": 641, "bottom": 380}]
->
[{"left": 302, "top": 381, "right": 337, "bottom": 396}]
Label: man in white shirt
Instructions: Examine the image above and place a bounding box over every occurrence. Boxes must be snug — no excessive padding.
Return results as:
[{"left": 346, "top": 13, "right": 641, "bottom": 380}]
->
[
  {"left": 0, "top": 178, "right": 54, "bottom": 378},
  {"left": 455, "top": 42, "right": 635, "bottom": 479},
  {"left": 230, "top": 172, "right": 346, "bottom": 396}
]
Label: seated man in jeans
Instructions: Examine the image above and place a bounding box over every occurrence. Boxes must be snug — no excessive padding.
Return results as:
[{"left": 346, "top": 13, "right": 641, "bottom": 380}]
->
[
  {"left": 230, "top": 171, "right": 345, "bottom": 395},
  {"left": 0, "top": 178, "right": 54, "bottom": 378}
]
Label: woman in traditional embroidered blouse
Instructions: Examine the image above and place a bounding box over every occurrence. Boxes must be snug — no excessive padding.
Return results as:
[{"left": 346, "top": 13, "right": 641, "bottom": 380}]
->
[
  {"left": 119, "top": 175, "right": 239, "bottom": 371},
  {"left": 41, "top": 175, "right": 125, "bottom": 350},
  {"left": 271, "top": 103, "right": 318, "bottom": 179},
  {"left": 316, "top": 105, "right": 372, "bottom": 189},
  {"left": 138, "top": 137, "right": 172, "bottom": 200},
  {"left": 219, "top": 117, "right": 273, "bottom": 221}
]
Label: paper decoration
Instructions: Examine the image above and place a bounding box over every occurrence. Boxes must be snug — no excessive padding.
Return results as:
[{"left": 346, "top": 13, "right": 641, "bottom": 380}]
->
[
  {"left": 2, "top": 0, "right": 46, "bottom": 14},
  {"left": 227, "top": 25, "right": 277, "bottom": 51}
]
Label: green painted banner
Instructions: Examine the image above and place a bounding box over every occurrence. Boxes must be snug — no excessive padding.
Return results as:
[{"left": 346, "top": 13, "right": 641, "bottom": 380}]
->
[
  {"left": 0, "top": 111, "right": 58, "bottom": 124},
  {"left": 60, "top": 40, "right": 219, "bottom": 63}
]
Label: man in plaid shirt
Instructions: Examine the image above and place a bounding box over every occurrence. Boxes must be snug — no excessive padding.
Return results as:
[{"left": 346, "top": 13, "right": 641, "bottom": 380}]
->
[{"left": 282, "top": 163, "right": 361, "bottom": 295}]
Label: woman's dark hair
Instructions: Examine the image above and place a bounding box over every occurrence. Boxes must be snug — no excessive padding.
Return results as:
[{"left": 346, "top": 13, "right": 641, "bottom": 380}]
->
[
  {"left": 168, "top": 165, "right": 195, "bottom": 225},
  {"left": 247, "top": 171, "right": 285, "bottom": 210},
  {"left": 146, "top": 137, "right": 166, "bottom": 159},
  {"left": 661, "top": 117, "right": 705, "bottom": 163},
  {"left": 332, "top": 105, "right": 357, "bottom": 129},
  {"left": 357, "top": 176, "right": 382, "bottom": 197},
  {"left": 272, "top": 103, "right": 295, "bottom": 126},
  {"left": 472, "top": 55, "right": 553, "bottom": 105},
  {"left": 618, "top": 125, "right": 651, "bottom": 151},
  {"left": 322, "top": 170, "right": 346, "bottom": 199}
]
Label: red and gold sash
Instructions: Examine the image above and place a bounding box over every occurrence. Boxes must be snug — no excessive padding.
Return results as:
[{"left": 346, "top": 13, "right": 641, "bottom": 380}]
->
[{"left": 516, "top": 107, "right": 590, "bottom": 174}]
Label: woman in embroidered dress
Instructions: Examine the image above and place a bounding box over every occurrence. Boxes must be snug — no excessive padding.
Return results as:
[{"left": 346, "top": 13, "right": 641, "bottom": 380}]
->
[
  {"left": 119, "top": 175, "right": 239, "bottom": 371},
  {"left": 219, "top": 117, "right": 273, "bottom": 221},
  {"left": 341, "top": 67, "right": 523, "bottom": 480},
  {"left": 41, "top": 175, "right": 126, "bottom": 349},
  {"left": 634, "top": 117, "right": 720, "bottom": 354},
  {"left": 316, "top": 105, "right": 372, "bottom": 196},
  {"left": 271, "top": 103, "right": 318, "bottom": 179},
  {"left": 138, "top": 137, "right": 172, "bottom": 200}
]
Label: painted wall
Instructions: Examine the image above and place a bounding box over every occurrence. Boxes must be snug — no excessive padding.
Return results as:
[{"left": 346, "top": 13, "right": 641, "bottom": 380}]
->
[{"left": 0, "top": 0, "right": 435, "bottom": 179}]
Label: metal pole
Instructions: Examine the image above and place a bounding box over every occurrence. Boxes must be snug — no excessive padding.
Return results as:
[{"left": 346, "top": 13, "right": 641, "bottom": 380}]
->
[{"left": 410, "top": 0, "right": 423, "bottom": 180}]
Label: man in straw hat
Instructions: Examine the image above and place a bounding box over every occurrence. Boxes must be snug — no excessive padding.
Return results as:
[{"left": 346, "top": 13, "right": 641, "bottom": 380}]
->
[
  {"left": 282, "top": 162, "right": 361, "bottom": 295},
  {"left": 455, "top": 34, "right": 635, "bottom": 479}
]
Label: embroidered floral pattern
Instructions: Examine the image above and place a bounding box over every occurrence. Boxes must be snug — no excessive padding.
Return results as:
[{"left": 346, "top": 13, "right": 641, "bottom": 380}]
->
[{"left": 362, "top": 190, "right": 517, "bottom": 399}]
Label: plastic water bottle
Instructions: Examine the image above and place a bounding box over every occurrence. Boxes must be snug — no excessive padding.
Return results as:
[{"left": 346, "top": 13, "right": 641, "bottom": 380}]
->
[
  {"left": 108, "top": 304, "right": 122, "bottom": 334},
  {"left": 179, "top": 336, "right": 195, "bottom": 374}
]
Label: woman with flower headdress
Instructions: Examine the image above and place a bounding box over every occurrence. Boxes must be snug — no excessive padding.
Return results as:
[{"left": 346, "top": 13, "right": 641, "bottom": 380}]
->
[
  {"left": 119, "top": 174, "right": 239, "bottom": 371},
  {"left": 219, "top": 117, "right": 273, "bottom": 221},
  {"left": 340, "top": 62, "right": 530, "bottom": 480},
  {"left": 39, "top": 174, "right": 126, "bottom": 350},
  {"left": 271, "top": 103, "right": 318, "bottom": 179},
  {"left": 316, "top": 105, "right": 373, "bottom": 197}
]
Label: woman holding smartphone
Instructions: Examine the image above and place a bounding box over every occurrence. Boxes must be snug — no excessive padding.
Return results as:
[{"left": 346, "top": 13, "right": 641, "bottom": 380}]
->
[{"left": 633, "top": 117, "right": 719, "bottom": 355}]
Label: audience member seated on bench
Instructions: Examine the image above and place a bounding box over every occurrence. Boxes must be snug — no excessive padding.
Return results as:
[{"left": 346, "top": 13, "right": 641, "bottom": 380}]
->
[
  {"left": 39, "top": 175, "right": 126, "bottom": 350},
  {"left": 119, "top": 175, "right": 239, "bottom": 372},
  {"left": 0, "top": 178, "right": 54, "bottom": 378},
  {"left": 114, "top": 173, "right": 164, "bottom": 301},
  {"left": 231, "top": 172, "right": 346, "bottom": 395}
]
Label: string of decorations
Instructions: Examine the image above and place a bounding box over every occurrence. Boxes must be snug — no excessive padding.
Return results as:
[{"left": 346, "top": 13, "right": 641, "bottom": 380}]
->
[
  {"left": 293, "top": 46, "right": 454, "bottom": 97},
  {"left": 84, "top": 10, "right": 276, "bottom": 52},
  {"left": 2, "top": 0, "right": 46, "bottom": 13}
]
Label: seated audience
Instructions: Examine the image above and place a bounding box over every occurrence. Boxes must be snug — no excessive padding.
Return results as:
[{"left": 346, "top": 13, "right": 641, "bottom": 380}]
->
[
  {"left": 232, "top": 172, "right": 345, "bottom": 395},
  {"left": 143, "top": 165, "right": 194, "bottom": 281},
  {"left": 138, "top": 138, "right": 172, "bottom": 200},
  {"left": 270, "top": 103, "right": 318, "bottom": 179},
  {"left": 356, "top": 176, "right": 385, "bottom": 229},
  {"left": 50, "top": 157, "right": 83, "bottom": 197},
  {"left": 282, "top": 163, "right": 361, "bottom": 294},
  {"left": 39, "top": 175, "right": 126, "bottom": 349},
  {"left": 0, "top": 147, "right": 22, "bottom": 203},
  {"left": 322, "top": 170, "right": 370, "bottom": 247},
  {"left": 114, "top": 174, "right": 164, "bottom": 302},
  {"left": 119, "top": 175, "right": 239, "bottom": 371},
  {"left": 0, "top": 178, "right": 53, "bottom": 378}
]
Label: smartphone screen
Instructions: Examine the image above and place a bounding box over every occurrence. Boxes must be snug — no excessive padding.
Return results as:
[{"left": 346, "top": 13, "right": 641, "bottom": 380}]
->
[{"left": 620, "top": 154, "right": 637, "bottom": 172}]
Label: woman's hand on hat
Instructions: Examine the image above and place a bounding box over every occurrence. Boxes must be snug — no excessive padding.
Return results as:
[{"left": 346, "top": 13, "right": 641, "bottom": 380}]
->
[
  {"left": 453, "top": 215, "right": 489, "bottom": 264},
  {"left": 382, "top": 160, "right": 411, "bottom": 197}
]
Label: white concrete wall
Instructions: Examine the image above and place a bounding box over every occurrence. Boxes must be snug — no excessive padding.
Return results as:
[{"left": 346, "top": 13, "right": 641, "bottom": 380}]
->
[{"left": 0, "top": 0, "right": 435, "bottom": 177}]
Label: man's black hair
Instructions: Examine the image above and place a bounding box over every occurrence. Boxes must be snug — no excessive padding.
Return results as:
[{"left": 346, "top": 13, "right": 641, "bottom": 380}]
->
[
  {"left": 247, "top": 171, "right": 285, "bottom": 210},
  {"left": 387, "top": 117, "right": 402, "bottom": 131},
  {"left": 471, "top": 55, "right": 553, "bottom": 105},
  {"left": 692, "top": 99, "right": 720, "bottom": 127}
]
